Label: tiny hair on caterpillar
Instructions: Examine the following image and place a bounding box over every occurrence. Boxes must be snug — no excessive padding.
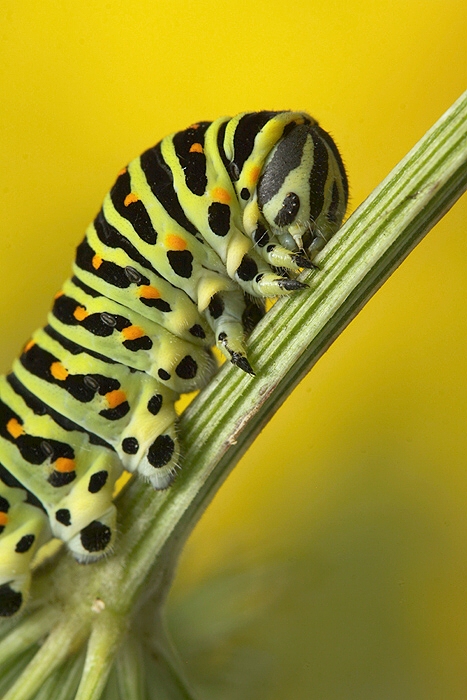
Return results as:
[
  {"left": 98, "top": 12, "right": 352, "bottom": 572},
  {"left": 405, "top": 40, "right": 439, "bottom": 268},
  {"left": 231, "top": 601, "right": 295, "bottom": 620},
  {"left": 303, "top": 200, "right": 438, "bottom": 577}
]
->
[{"left": 0, "top": 111, "right": 348, "bottom": 617}]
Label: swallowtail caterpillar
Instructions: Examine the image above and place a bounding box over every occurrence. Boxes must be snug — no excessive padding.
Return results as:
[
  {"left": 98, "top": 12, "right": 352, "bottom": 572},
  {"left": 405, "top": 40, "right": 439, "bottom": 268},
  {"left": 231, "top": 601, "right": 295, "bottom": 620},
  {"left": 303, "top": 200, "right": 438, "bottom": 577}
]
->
[{"left": 0, "top": 111, "right": 348, "bottom": 617}]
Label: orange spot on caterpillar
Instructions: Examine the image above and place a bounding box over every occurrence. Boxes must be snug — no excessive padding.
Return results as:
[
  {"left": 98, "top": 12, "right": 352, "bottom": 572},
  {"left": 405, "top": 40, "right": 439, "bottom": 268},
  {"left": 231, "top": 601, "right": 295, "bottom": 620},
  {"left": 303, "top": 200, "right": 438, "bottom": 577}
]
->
[
  {"left": 73, "top": 306, "right": 88, "bottom": 322},
  {"left": 188, "top": 123, "right": 200, "bottom": 129},
  {"left": 189, "top": 143, "right": 203, "bottom": 154},
  {"left": 166, "top": 234, "right": 187, "bottom": 251},
  {"left": 92, "top": 255, "right": 103, "bottom": 269},
  {"left": 50, "top": 362, "right": 69, "bottom": 381},
  {"left": 105, "top": 389, "right": 126, "bottom": 408},
  {"left": 248, "top": 166, "right": 261, "bottom": 185},
  {"left": 0, "top": 512, "right": 8, "bottom": 526},
  {"left": 117, "top": 167, "right": 127, "bottom": 177},
  {"left": 124, "top": 193, "right": 139, "bottom": 206},
  {"left": 23, "top": 339, "right": 35, "bottom": 353},
  {"left": 55, "top": 457, "right": 76, "bottom": 473},
  {"left": 7, "top": 418, "right": 25, "bottom": 439},
  {"left": 139, "top": 285, "right": 160, "bottom": 300},
  {"left": 53, "top": 290, "right": 64, "bottom": 300},
  {"left": 211, "top": 187, "right": 231, "bottom": 204},
  {"left": 122, "top": 325, "right": 145, "bottom": 340}
]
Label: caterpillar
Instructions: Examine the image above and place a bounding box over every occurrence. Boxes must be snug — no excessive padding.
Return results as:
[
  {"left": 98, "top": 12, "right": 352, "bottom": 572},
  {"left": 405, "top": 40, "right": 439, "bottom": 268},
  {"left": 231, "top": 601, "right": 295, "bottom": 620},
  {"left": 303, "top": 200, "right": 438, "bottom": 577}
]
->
[{"left": 0, "top": 111, "right": 348, "bottom": 617}]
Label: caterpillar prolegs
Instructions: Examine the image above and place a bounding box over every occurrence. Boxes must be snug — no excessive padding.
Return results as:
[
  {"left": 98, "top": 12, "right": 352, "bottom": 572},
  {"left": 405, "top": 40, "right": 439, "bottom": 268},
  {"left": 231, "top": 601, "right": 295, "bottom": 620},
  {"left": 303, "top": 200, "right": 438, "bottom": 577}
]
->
[{"left": 0, "top": 111, "right": 348, "bottom": 616}]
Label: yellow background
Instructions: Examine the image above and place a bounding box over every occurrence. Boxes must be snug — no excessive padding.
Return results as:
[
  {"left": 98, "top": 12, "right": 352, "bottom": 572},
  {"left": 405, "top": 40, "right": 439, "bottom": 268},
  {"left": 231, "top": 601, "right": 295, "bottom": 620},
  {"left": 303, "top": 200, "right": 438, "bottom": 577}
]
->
[{"left": 1, "top": 2, "right": 466, "bottom": 697}]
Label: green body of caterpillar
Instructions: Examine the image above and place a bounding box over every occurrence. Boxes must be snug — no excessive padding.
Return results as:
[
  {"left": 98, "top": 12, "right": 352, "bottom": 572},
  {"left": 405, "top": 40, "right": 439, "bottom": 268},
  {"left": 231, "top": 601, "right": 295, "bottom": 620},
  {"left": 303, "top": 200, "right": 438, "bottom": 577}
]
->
[{"left": 0, "top": 111, "right": 348, "bottom": 617}]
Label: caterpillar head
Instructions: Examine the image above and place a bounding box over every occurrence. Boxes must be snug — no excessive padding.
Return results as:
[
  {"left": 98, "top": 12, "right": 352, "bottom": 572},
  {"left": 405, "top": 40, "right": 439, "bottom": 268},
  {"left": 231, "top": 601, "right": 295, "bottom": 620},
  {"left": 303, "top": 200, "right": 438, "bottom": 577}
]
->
[{"left": 257, "top": 122, "right": 348, "bottom": 260}]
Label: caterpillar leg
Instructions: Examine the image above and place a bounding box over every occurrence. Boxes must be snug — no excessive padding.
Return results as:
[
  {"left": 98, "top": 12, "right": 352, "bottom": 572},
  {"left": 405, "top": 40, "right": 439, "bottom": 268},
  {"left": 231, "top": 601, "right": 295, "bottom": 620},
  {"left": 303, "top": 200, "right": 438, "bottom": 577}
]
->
[
  {"left": 0, "top": 478, "right": 50, "bottom": 617},
  {"left": 204, "top": 289, "right": 267, "bottom": 374},
  {"left": 257, "top": 242, "right": 315, "bottom": 271},
  {"left": 51, "top": 450, "right": 122, "bottom": 562},
  {"left": 0, "top": 575, "right": 31, "bottom": 618},
  {"left": 234, "top": 251, "right": 308, "bottom": 297},
  {"left": 65, "top": 505, "right": 117, "bottom": 563},
  {"left": 212, "top": 227, "right": 307, "bottom": 299},
  {"left": 241, "top": 295, "right": 266, "bottom": 334},
  {"left": 248, "top": 220, "right": 316, "bottom": 271},
  {"left": 112, "top": 379, "right": 181, "bottom": 489},
  {"left": 132, "top": 421, "right": 180, "bottom": 490}
]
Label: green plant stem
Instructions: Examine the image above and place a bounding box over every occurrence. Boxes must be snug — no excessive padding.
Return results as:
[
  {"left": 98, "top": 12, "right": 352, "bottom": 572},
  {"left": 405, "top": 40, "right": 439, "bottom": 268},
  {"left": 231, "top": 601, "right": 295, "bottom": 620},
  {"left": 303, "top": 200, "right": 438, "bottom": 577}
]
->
[
  {"left": 111, "top": 637, "right": 146, "bottom": 700},
  {"left": 0, "top": 90, "right": 466, "bottom": 699},
  {"left": 2, "top": 616, "right": 90, "bottom": 700},
  {"left": 74, "top": 615, "right": 128, "bottom": 700},
  {"left": 0, "top": 607, "right": 60, "bottom": 667}
]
